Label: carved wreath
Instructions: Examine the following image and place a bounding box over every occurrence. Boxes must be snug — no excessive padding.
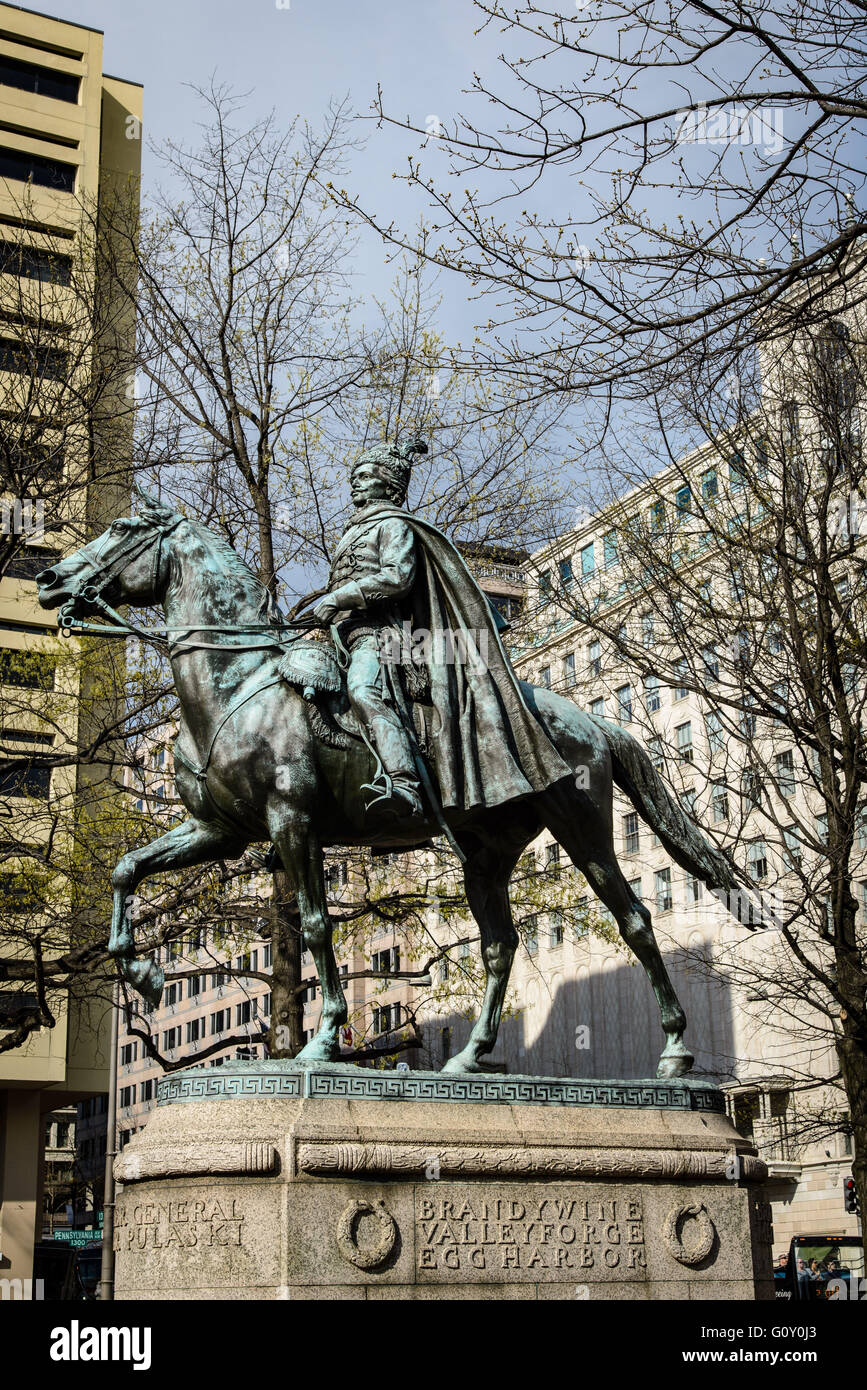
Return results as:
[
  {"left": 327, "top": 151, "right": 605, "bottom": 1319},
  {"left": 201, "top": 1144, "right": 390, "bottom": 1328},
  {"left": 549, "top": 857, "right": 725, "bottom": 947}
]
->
[
  {"left": 335, "top": 1198, "right": 398, "bottom": 1270},
  {"left": 662, "top": 1203, "right": 716, "bottom": 1267}
]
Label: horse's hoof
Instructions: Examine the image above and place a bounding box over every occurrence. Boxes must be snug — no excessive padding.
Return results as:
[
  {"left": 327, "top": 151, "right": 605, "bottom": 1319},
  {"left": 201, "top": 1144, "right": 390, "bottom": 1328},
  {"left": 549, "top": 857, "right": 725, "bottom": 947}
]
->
[
  {"left": 441, "top": 1051, "right": 487, "bottom": 1075},
  {"left": 656, "top": 1042, "right": 694, "bottom": 1079},
  {"left": 121, "top": 957, "right": 164, "bottom": 1008},
  {"left": 295, "top": 1035, "right": 340, "bottom": 1064}
]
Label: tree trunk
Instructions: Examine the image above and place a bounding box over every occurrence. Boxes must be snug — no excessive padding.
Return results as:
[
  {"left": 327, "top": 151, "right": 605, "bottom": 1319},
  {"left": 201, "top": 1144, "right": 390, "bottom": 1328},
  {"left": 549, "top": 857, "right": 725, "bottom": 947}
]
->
[{"left": 835, "top": 938, "right": 867, "bottom": 1228}]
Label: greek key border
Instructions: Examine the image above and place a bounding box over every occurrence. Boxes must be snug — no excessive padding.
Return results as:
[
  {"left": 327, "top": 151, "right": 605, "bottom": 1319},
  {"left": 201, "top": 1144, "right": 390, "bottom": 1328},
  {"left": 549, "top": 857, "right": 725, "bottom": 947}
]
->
[{"left": 157, "top": 1063, "right": 724, "bottom": 1113}]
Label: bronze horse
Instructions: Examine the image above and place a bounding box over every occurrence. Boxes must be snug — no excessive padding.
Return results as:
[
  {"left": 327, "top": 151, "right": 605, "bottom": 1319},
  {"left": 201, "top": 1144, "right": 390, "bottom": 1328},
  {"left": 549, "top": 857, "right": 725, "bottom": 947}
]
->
[{"left": 37, "top": 490, "right": 742, "bottom": 1077}]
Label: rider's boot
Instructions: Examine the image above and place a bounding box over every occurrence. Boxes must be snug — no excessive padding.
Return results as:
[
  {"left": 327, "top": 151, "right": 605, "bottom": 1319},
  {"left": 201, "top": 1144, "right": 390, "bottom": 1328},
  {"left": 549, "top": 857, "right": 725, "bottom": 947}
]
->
[{"left": 368, "top": 716, "right": 424, "bottom": 818}]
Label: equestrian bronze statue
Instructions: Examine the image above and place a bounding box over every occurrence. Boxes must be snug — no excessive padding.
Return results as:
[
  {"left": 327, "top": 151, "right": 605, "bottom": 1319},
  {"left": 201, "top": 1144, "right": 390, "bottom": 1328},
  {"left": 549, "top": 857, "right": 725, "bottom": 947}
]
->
[{"left": 36, "top": 440, "right": 742, "bottom": 1078}]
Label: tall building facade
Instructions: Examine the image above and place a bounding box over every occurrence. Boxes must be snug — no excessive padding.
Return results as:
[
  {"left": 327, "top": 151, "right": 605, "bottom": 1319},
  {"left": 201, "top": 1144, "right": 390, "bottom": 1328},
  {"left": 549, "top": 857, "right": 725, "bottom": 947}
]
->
[{"left": 0, "top": 4, "right": 141, "bottom": 1286}]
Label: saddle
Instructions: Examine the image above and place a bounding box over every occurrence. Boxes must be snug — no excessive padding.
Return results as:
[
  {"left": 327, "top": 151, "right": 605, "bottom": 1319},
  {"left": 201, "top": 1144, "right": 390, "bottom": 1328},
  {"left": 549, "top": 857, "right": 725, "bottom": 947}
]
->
[{"left": 277, "top": 638, "right": 434, "bottom": 758}]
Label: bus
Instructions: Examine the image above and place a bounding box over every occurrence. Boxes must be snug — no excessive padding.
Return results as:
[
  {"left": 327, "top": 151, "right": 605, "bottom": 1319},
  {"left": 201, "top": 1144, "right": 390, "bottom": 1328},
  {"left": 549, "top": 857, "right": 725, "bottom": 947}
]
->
[{"left": 776, "top": 1235, "right": 865, "bottom": 1300}]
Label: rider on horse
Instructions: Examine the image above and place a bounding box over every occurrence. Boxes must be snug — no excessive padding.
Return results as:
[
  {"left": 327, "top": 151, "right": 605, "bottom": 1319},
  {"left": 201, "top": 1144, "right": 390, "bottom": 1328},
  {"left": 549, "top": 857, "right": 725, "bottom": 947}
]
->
[{"left": 311, "top": 438, "right": 572, "bottom": 820}]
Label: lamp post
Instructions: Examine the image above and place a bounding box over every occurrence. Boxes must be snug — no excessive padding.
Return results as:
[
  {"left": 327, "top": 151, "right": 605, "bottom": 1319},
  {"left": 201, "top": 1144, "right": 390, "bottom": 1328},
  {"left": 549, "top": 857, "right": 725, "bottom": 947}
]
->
[{"left": 98, "top": 978, "right": 119, "bottom": 1300}]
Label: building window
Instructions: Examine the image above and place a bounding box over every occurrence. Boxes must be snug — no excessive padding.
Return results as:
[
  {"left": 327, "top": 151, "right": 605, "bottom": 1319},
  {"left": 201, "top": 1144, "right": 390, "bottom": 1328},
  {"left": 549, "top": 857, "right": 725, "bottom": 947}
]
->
[
  {"left": 186, "top": 1018, "right": 202, "bottom": 1045},
  {"left": 776, "top": 750, "right": 796, "bottom": 799},
  {"left": 673, "top": 658, "right": 689, "bottom": 700},
  {"left": 676, "top": 722, "right": 693, "bottom": 763},
  {"left": 373, "top": 1003, "right": 401, "bottom": 1034},
  {"left": 655, "top": 868, "right": 672, "bottom": 913},
  {"left": 120, "top": 1043, "right": 137, "bottom": 1066},
  {"left": 643, "top": 674, "right": 661, "bottom": 713},
  {"left": 563, "top": 652, "right": 576, "bottom": 688},
  {"left": 590, "top": 696, "right": 604, "bottom": 718},
  {"left": 539, "top": 665, "right": 551, "bottom": 689},
  {"left": 741, "top": 768, "right": 762, "bottom": 808},
  {"left": 614, "top": 683, "right": 632, "bottom": 724},
  {"left": 441, "top": 1026, "right": 451, "bottom": 1063},
  {"left": 649, "top": 499, "right": 665, "bottom": 532},
  {"left": 674, "top": 484, "right": 692, "bottom": 521},
  {"left": 705, "top": 711, "right": 725, "bottom": 754},
  {"left": 524, "top": 915, "right": 538, "bottom": 955},
  {"left": 236, "top": 1001, "right": 253, "bottom": 1026},
  {"left": 0, "top": 54, "right": 80, "bottom": 102},
  {"left": 628, "top": 877, "right": 642, "bottom": 902},
  {"left": 784, "top": 827, "right": 802, "bottom": 869},
  {"left": 748, "top": 839, "right": 768, "bottom": 882},
  {"left": 741, "top": 702, "right": 757, "bottom": 739},
  {"left": 210, "top": 1009, "right": 230, "bottom": 1035},
  {"left": 262, "top": 943, "right": 273, "bottom": 968},
  {"left": 816, "top": 812, "right": 828, "bottom": 845},
  {"left": 712, "top": 784, "right": 729, "bottom": 822},
  {"left": 580, "top": 541, "right": 595, "bottom": 576},
  {"left": 140, "top": 1079, "right": 154, "bottom": 1104},
  {"left": 681, "top": 788, "right": 696, "bottom": 817},
  {"left": 187, "top": 974, "right": 203, "bottom": 999},
  {"left": 729, "top": 452, "right": 746, "bottom": 492},
  {"left": 549, "top": 911, "right": 564, "bottom": 947},
  {"left": 538, "top": 570, "right": 552, "bottom": 605},
  {"left": 0, "top": 146, "right": 76, "bottom": 193},
  {"left": 641, "top": 612, "right": 654, "bottom": 648},
  {"left": 623, "top": 812, "right": 640, "bottom": 854},
  {"left": 545, "top": 842, "right": 560, "bottom": 877},
  {"left": 372, "top": 946, "right": 400, "bottom": 974},
  {"left": 119, "top": 1087, "right": 135, "bottom": 1110},
  {"left": 603, "top": 529, "right": 618, "bottom": 568},
  {"left": 700, "top": 467, "right": 718, "bottom": 501},
  {"left": 588, "top": 639, "right": 601, "bottom": 677},
  {"left": 559, "top": 557, "right": 573, "bottom": 589},
  {"left": 162, "top": 1027, "right": 180, "bottom": 1051},
  {"left": 702, "top": 645, "right": 719, "bottom": 681},
  {"left": 685, "top": 873, "right": 702, "bottom": 905},
  {"left": 325, "top": 861, "right": 348, "bottom": 894},
  {"left": 648, "top": 736, "right": 664, "bottom": 771}
]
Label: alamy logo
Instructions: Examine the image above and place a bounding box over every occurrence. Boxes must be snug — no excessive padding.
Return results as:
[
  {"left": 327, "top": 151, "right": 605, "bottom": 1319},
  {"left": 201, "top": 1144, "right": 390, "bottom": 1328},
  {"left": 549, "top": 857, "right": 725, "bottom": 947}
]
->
[
  {"left": 49, "top": 1320, "right": 152, "bottom": 1371},
  {"left": 675, "top": 104, "right": 784, "bottom": 155},
  {"left": 0, "top": 1277, "right": 44, "bottom": 1299},
  {"left": 0, "top": 497, "right": 44, "bottom": 541}
]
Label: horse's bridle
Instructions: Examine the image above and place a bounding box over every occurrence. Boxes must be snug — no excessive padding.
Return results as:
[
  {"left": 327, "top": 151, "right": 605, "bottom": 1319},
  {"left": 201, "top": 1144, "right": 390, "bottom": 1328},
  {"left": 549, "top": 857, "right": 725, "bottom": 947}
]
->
[{"left": 57, "top": 514, "right": 320, "bottom": 654}]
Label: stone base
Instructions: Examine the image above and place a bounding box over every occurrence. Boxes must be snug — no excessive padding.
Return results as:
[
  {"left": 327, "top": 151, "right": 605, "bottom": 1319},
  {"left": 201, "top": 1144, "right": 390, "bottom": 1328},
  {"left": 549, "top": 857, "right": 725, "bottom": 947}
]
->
[{"left": 113, "top": 1062, "right": 774, "bottom": 1300}]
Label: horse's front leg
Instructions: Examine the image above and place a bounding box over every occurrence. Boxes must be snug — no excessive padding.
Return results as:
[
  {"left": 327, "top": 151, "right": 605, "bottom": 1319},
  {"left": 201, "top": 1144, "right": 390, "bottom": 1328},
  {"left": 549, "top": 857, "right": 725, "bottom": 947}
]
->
[
  {"left": 271, "top": 819, "right": 346, "bottom": 1062},
  {"left": 110, "top": 817, "right": 248, "bottom": 1006}
]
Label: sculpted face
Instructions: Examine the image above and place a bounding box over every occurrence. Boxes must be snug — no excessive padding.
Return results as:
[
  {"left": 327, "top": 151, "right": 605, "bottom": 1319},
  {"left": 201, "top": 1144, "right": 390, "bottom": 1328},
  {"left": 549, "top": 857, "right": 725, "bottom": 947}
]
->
[{"left": 350, "top": 460, "right": 390, "bottom": 507}]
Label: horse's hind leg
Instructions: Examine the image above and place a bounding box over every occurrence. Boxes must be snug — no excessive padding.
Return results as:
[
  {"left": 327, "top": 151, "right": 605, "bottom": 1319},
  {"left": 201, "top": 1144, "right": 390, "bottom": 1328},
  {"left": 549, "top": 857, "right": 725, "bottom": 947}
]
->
[
  {"left": 441, "top": 834, "right": 527, "bottom": 1075},
  {"left": 540, "top": 793, "right": 693, "bottom": 1078},
  {"left": 110, "top": 816, "right": 248, "bottom": 1006}
]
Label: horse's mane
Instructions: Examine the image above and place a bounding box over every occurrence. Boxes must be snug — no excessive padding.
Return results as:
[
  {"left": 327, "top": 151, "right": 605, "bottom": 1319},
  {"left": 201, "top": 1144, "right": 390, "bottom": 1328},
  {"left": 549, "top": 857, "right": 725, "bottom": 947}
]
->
[{"left": 169, "top": 514, "right": 281, "bottom": 622}]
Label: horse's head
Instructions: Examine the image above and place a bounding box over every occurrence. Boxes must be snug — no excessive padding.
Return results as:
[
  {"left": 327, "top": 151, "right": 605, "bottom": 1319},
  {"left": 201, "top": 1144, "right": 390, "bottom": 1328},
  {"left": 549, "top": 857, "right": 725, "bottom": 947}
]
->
[{"left": 36, "top": 486, "right": 183, "bottom": 617}]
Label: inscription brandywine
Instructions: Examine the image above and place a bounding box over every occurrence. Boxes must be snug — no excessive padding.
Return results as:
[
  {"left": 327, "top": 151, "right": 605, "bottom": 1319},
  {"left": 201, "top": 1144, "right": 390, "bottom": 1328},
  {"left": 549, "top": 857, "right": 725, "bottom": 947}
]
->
[
  {"left": 416, "top": 1192, "right": 646, "bottom": 1275},
  {"left": 114, "top": 1198, "right": 244, "bottom": 1252}
]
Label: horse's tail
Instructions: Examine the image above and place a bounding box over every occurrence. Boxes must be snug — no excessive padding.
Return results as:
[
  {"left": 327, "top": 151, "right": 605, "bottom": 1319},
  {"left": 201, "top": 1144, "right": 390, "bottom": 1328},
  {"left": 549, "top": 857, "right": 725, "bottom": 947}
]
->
[{"left": 594, "top": 716, "right": 759, "bottom": 926}]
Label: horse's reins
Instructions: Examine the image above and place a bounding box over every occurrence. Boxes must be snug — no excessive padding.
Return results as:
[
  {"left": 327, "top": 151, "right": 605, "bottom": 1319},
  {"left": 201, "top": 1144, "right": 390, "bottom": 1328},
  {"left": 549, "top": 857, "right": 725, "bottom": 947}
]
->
[{"left": 57, "top": 515, "right": 322, "bottom": 652}]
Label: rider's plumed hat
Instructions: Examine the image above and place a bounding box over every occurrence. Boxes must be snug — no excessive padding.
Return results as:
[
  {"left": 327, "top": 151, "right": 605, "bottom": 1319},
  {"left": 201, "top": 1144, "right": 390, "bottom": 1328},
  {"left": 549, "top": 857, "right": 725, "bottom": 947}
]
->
[{"left": 352, "top": 437, "right": 428, "bottom": 498}]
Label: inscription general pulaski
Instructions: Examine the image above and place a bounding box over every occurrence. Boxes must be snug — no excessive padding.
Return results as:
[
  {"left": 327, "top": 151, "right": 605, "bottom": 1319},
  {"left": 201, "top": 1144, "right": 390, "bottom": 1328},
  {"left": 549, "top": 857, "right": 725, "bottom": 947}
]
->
[
  {"left": 114, "top": 1198, "right": 244, "bottom": 1253},
  {"left": 416, "top": 1193, "right": 646, "bottom": 1276}
]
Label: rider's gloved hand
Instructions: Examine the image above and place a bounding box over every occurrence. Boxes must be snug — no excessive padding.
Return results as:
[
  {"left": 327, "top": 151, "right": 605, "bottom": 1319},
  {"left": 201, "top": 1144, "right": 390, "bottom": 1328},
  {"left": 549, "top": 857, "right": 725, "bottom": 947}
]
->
[
  {"left": 313, "top": 583, "right": 365, "bottom": 624},
  {"left": 312, "top": 593, "right": 339, "bottom": 623}
]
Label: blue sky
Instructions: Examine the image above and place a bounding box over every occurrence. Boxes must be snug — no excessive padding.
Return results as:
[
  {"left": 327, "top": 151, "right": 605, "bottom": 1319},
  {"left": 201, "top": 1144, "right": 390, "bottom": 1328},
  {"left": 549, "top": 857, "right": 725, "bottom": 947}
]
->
[{"left": 39, "top": 0, "right": 493, "bottom": 338}]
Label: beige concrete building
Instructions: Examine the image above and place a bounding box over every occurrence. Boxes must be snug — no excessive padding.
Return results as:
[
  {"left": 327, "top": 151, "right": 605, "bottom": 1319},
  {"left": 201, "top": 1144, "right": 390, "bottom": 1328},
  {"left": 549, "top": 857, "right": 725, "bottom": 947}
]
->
[{"left": 0, "top": 3, "right": 140, "bottom": 1287}]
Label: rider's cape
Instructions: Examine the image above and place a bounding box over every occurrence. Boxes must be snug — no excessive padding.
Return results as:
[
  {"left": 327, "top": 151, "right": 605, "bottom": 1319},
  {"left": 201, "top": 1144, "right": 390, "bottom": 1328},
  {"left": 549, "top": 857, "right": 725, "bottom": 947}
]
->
[{"left": 369, "top": 505, "right": 573, "bottom": 812}]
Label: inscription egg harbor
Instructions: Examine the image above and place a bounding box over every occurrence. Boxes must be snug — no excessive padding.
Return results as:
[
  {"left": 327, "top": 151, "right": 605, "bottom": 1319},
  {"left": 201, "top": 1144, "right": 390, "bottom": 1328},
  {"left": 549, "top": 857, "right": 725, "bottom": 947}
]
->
[{"left": 416, "top": 1192, "right": 646, "bottom": 1275}]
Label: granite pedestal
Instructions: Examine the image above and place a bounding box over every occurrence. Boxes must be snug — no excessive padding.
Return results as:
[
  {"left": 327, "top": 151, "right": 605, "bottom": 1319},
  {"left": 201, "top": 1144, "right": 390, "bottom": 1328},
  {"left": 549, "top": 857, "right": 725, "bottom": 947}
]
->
[{"left": 112, "top": 1062, "right": 774, "bottom": 1300}]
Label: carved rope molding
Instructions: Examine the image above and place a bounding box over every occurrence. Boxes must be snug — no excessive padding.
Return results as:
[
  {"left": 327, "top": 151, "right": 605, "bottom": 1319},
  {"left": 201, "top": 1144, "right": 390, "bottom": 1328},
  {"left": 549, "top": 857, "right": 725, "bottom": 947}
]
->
[
  {"left": 114, "top": 1140, "right": 277, "bottom": 1185},
  {"left": 295, "top": 1141, "right": 768, "bottom": 1183}
]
